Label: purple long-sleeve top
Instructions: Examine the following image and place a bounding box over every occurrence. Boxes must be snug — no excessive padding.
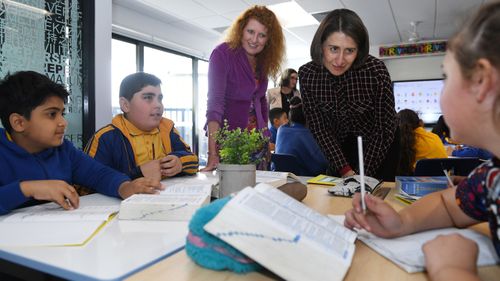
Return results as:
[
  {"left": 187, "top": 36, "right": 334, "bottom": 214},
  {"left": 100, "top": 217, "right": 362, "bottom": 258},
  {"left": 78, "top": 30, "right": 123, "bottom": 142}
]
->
[{"left": 205, "top": 43, "right": 269, "bottom": 133}]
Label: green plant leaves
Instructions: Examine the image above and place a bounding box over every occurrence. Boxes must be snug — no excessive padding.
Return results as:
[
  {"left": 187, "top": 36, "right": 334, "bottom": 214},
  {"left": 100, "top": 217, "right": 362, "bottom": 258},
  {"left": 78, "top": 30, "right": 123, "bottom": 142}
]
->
[{"left": 215, "top": 121, "right": 268, "bottom": 165}]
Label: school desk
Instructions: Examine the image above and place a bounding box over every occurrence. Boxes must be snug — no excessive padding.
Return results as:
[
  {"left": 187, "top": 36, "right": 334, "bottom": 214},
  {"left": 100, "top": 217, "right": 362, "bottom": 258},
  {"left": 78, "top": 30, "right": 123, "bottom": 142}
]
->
[
  {"left": 125, "top": 181, "right": 500, "bottom": 281},
  {"left": 0, "top": 193, "right": 188, "bottom": 281}
]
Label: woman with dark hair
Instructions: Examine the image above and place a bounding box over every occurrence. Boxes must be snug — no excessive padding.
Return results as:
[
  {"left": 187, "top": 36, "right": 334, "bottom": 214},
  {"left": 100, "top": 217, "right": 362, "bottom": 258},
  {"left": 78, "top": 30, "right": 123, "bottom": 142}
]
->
[
  {"left": 275, "top": 96, "right": 328, "bottom": 176},
  {"left": 267, "top": 68, "right": 301, "bottom": 113},
  {"left": 298, "top": 9, "right": 399, "bottom": 180},
  {"left": 345, "top": 2, "right": 500, "bottom": 279},
  {"left": 398, "top": 109, "right": 447, "bottom": 176},
  {"left": 202, "top": 6, "right": 286, "bottom": 171}
]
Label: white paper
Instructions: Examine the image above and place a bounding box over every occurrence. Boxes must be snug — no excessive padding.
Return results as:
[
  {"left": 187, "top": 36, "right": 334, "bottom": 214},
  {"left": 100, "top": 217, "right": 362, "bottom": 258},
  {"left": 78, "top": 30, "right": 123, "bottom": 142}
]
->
[
  {"left": 0, "top": 221, "right": 105, "bottom": 247},
  {"left": 119, "top": 184, "right": 211, "bottom": 220},
  {"left": 329, "top": 215, "right": 499, "bottom": 273},
  {"left": 0, "top": 196, "right": 119, "bottom": 247},
  {"left": 205, "top": 187, "right": 356, "bottom": 281},
  {"left": 256, "top": 170, "right": 302, "bottom": 187},
  {"left": 160, "top": 183, "right": 212, "bottom": 196},
  {"left": 258, "top": 184, "right": 357, "bottom": 243},
  {"left": 2, "top": 205, "right": 118, "bottom": 222}
]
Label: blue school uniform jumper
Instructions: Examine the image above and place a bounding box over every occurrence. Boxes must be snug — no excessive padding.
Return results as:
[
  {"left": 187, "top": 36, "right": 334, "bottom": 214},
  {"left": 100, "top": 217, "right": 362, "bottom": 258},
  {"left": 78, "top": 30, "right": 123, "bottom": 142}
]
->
[
  {"left": 275, "top": 123, "right": 328, "bottom": 176},
  {"left": 0, "top": 128, "right": 128, "bottom": 215}
]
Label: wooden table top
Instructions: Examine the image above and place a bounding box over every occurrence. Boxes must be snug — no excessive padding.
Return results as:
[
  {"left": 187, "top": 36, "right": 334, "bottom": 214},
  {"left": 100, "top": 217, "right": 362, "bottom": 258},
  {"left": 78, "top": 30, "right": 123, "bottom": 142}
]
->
[{"left": 126, "top": 183, "right": 500, "bottom": 281}]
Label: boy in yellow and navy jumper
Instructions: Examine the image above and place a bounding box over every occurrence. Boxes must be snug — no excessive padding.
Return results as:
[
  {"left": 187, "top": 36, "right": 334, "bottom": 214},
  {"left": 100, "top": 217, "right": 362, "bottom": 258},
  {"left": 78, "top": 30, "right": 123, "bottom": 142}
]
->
[{"left": 85, "top": 72, "right": 198, "bottom": 181}]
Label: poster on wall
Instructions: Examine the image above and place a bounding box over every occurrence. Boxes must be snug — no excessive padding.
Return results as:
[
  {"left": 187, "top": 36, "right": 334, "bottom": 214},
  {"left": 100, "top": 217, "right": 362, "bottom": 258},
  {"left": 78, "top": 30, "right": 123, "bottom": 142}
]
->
[{"left": 0, "top": 0, "right": 83, "bottom": 148}]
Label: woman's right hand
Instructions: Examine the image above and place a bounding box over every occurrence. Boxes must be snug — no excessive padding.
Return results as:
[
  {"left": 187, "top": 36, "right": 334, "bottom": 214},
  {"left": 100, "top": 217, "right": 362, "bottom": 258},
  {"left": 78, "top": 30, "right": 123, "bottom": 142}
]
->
[
  {"left": 200, "top": 153, "right": 219, "bottom": 172},
  {"left": 344, "top": 193, "right": 405, "bottom": 238}
]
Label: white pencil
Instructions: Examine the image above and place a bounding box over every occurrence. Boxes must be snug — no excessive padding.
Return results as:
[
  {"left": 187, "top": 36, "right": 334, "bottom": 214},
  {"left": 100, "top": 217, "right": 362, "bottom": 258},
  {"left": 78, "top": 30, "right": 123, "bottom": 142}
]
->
[
  {"left": 357, "top": 136, "right": 366, "bottom": 213},
  {"left": 442, "top": 169, "right": 455, "bottom": 188}
]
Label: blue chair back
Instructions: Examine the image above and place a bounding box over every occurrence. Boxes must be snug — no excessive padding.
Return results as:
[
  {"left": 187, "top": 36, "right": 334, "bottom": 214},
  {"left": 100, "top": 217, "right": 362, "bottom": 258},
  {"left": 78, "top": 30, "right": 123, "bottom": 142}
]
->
[
  {"left": 414, "top": 157, "right": 483, "bottom": 176},
  {"left": 270, "top": 153, "right": 302, "bottom": 176}
]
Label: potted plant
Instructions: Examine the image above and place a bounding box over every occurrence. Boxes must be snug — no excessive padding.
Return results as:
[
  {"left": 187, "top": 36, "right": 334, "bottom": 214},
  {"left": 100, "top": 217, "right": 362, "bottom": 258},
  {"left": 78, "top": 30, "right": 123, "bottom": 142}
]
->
[{"left": 214, "top": 121, "right": 268, "bottom": 197}]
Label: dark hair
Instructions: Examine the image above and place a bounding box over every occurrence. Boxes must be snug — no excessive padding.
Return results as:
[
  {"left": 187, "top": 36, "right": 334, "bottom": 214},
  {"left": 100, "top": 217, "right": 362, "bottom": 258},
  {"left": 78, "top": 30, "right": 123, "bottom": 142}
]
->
[
  {"left": 269, "top": 107, "right": 286, "bottom": 123},
  {"left": 120, "top": 72, "right": 161, "bottom": 101},
  {"left": 310, "top": 9, "right": 369, "bottom": 69},
  {"left": 431, "top": 115, "right": 450, "bottom": 140},
  {"left": 0, "top": 71, "right": 69, "bottom": 133},
  {"left": 448, "top": 2, "right": 500, "bottom": 132},
  {"left": 397, "top": 109, "right": 420, "bottom": 176},
  {"left": 289, "top": 96, "right": 306, "bottom": 125},
  {"left": 279, "top": 68, "right": 297, "bottom": 88}
]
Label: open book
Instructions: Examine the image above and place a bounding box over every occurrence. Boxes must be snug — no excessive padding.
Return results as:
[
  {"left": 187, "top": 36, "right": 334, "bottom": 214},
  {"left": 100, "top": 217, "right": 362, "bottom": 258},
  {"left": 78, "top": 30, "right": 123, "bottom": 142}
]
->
[
  {"left": 255, "top": 170, "right": 302, "bottom": 187},
  {"left": 0, "top": 194, "right": 119, "bottom": 247},
  {"left": 118, "top": 184, "right": 211, "bottom": 221},
  {"left": 204, "top": 184, "right": 357, "bottom": 281}
]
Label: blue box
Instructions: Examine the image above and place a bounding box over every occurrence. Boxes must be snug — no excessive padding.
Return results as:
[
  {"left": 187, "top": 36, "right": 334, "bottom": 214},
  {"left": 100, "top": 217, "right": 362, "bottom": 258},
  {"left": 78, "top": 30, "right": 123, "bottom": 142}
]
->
[{"left": 395, "top": 176, "right": 449, "bottom": 196}]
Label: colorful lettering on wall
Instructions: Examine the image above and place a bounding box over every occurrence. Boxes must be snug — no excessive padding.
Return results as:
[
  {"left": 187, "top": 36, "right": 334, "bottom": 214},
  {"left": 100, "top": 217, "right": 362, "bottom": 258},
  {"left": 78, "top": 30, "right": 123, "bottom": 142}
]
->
[{"left": 379, "top": 41, "right": 447, "bottom": 58}]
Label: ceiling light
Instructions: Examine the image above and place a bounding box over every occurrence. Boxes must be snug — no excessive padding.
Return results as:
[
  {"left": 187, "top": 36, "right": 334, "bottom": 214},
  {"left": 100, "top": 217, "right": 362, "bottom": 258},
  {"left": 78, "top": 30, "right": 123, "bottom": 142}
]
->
[
  {"left": 408, "top": 21, "right": 422, "bottom": 43},
  {"left": 267, "top": 1, "right": 318, "bottom": 28}
]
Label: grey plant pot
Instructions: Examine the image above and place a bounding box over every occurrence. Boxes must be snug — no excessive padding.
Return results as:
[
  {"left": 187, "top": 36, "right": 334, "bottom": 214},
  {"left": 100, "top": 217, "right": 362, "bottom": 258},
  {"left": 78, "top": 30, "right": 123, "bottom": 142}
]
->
[{"left": 217, "top": 164, "right": 256, "bottom": 198}]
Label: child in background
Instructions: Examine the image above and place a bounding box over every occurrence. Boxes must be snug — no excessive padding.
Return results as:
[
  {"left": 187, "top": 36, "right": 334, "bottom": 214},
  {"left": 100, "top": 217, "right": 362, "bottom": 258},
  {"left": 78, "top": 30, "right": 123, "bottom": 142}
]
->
[
  {"left": 268, "top": 107, "right": 288, "bottom": 151},
  {"left": 275, "top": 96, "right": 328, "bottom": 176},
  {"left": 397, "top": 109, "right": 447, "bottom": 175},
  {"left": 85, "top": 72, "right": 198, "bottom": 181},
  {"left": 433, "top": 115, "right": 492, "bottom": 160},
  {"left": 345, "top": 3, "right": 500, "bottom": 280},
  {"left": 0, "top": 71, "right": 163, "bottom": 215}
]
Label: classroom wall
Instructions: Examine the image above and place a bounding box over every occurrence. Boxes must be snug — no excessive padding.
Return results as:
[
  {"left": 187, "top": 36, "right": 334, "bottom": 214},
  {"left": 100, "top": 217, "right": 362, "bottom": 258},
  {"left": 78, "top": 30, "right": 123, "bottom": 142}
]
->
[
  {"left": 382, "top": 55, "right": 444, "bottom": 82},
  {"left": 95, "top": 0, "right": 113, "bottom": 131},
  {"left": 369, "top": 46, "right": 444, "bottom": 81}
]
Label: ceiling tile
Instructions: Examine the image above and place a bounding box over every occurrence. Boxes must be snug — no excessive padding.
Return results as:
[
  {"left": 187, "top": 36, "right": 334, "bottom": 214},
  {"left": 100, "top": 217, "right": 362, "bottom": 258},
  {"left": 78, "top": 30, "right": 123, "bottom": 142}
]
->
[
  {"left": 342, "top": 0, "right": 400, "bottom": 44},
  {"left": 193, "top": 0, "right": 248, "bottom": 15},
  {"left": 139, "top": 0, "right": 215, "bottom": 19},
  {"left": 190, "top": 15, "right": 232, "bottom": 29},
  {"left": 243, "top": 0, "right": 285, "bottom": 6},
  {"left": 295, "top": 0, "right": 344, "bottom": 13},
  {"left": 435, "top": 0, "right": 483, "bottom": 39},
  {"left": 390, "top": 0, "right": 436, "bottom": 42},
  {"left": 287, "top": 25, "right": 318, "bottom": 46}
]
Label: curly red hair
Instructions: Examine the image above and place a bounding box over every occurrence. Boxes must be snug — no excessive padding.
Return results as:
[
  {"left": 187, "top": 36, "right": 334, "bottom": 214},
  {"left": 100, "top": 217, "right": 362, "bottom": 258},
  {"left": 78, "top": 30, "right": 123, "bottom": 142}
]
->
[{"left": 225, "top": 5, "right": 285, "bottom": 79}]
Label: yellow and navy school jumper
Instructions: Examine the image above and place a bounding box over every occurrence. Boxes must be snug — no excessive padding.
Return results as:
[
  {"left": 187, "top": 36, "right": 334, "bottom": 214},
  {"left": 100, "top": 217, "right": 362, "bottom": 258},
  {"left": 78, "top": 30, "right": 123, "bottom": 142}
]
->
[{"left": 85, "top": 114, "right": 198, "bottom": 179}]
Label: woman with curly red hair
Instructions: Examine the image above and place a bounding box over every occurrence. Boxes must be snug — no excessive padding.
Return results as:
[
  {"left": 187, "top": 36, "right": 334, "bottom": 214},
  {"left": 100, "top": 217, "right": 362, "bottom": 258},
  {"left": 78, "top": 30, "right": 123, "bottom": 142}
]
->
[{"left": 202, "top": 6, "right": 285, "bottom": 171}]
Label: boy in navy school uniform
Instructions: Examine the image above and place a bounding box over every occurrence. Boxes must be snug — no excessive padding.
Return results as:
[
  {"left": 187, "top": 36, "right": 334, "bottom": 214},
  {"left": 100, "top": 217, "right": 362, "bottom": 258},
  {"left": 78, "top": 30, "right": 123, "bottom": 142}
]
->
[
  {"left": 268, "top": 107, "right": 288, "bottom": 151},
  {"left": 0, "top": 71, "right": 164, "bottom": 215},
  {"left": 85, "top": 72, "right": 198, "bottom": 181}
]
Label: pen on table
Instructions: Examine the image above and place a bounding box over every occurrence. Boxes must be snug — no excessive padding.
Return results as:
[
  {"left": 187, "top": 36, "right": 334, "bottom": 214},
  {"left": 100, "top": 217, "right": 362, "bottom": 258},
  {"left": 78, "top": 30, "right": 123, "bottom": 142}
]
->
[
  {"left": 442, "top": 169, "right": 455, "bottom": 188},
  {"left": 357, "top": 136, "right": 366, "bottom": 213}
]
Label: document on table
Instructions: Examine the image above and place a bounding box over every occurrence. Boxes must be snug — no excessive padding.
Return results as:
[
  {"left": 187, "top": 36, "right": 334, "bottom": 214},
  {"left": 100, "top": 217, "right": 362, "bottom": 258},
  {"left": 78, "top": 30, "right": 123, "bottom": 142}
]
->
[
  {"left": 329, "top": 215, "right": 499, "bottom": 272},
  {"left": 0, "top": 202, "right": 119, "bottom": 247}
]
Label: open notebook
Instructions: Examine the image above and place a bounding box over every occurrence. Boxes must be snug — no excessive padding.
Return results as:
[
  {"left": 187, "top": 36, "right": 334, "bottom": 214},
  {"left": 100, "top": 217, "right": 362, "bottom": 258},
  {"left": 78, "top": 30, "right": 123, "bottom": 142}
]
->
[
  {"left": 0, "top": 194, "right": 119, "bottom": 247},
  {"left": 329, "top": 215, "right": 499, "bottom": 273}
]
